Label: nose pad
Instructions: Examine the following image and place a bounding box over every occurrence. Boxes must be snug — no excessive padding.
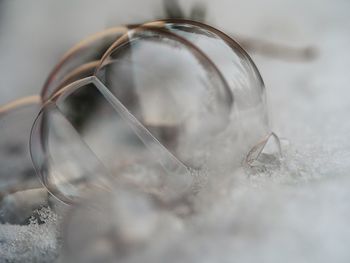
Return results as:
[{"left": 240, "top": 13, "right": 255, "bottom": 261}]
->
[{"left": 30, "top": 77, "right": 194, "bottom": 205}]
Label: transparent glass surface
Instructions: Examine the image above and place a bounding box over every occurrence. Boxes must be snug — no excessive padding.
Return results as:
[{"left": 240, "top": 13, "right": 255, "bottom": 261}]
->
[
  {"left": 95, "top": 24, "right": 233, "bottom": 169},
  {"left": 154, "top": 20, "right": 270, "bottom": 159},
  {"left": 31, "top": 76, "right": 194, "bottom": 204},
  {"left": 31, "top": 19, "right": 269, "bottom": 204}
]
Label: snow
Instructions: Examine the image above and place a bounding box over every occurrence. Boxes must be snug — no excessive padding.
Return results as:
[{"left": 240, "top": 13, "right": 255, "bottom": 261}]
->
[{"left": 0, "top": 207, "right": 60, "bottom": 262}]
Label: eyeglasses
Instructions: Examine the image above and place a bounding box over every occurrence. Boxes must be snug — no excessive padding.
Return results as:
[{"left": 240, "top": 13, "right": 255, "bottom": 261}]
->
[{"left": 0, "top": 19, "right": 277, "bottom": 206}]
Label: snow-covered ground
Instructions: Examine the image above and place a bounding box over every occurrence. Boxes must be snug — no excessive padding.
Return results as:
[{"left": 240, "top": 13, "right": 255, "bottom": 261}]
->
[{"left": 1, "top": 0, "right": 350, "bottom": 262}]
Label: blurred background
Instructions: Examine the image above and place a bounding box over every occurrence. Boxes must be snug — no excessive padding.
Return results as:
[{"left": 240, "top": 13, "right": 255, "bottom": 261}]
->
[{"left": 0, "top": 0, "right": 333, "bottom": 104}]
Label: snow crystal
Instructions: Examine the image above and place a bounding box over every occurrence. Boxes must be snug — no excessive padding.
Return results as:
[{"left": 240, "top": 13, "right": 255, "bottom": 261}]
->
[{"left": 0, "top": 207, "right": 60, "bottom": 262}]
